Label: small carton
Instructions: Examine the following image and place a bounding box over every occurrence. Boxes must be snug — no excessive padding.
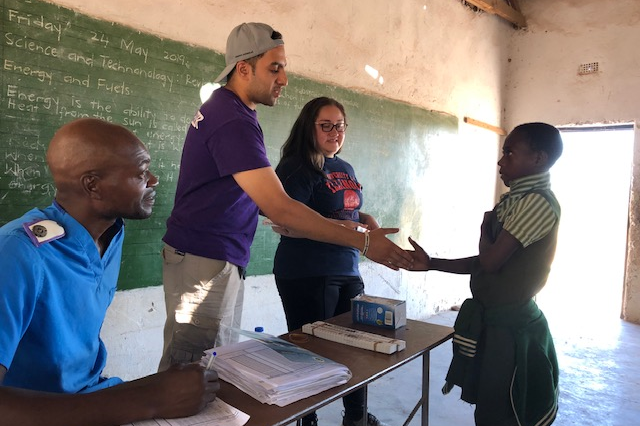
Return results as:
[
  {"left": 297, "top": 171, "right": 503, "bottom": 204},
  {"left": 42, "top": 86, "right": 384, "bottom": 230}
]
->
[{"left": 351, "top": 294, "right": 407, "bottom": 329}]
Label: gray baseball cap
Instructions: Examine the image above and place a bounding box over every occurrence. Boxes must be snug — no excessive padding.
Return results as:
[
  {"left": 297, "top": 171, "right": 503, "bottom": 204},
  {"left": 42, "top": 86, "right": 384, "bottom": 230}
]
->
[{"left": 214, "top": 22, "right": 284, "bottom": 83}]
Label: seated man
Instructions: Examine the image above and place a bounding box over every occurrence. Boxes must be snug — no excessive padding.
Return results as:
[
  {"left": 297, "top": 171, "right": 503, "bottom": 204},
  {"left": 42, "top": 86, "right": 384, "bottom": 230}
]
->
[{"left": 0, "top": 118, "right": 219, "bottom": 426}]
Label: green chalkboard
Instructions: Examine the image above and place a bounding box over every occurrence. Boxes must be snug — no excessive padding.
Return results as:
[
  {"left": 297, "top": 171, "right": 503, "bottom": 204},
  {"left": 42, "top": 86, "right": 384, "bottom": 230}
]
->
[
  {"left": 0, "top": 0, "right": 458, "bottom": 289},
  {"left": 0, "top": 0, "right": 219, "bottom": 289}
]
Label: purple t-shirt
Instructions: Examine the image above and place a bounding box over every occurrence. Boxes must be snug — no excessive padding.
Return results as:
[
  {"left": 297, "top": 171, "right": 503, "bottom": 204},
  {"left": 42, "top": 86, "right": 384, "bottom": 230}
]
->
[{"left": 163, "top": 87, "right": 271, "bottom": 267}]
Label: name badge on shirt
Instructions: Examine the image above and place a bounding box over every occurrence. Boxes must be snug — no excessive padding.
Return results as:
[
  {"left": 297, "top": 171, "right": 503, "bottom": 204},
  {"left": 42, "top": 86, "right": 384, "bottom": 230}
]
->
[{"left": 23, "top": 219, "right": 66, "bottom": 247}]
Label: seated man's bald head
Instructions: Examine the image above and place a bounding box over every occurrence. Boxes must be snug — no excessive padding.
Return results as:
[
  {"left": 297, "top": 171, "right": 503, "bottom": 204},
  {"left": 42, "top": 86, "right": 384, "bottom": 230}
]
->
[
  {"left": 46, "top": 118, "right": 158, "bottom": 230},
  {"left": 47, "top": 118, "right": 140, "bottom": 189}
]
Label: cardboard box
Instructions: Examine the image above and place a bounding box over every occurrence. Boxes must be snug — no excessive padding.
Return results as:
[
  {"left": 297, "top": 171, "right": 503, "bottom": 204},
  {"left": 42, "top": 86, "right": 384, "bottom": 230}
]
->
[{"left": 351, "top": 294, "right": 407, "bottom": 329}]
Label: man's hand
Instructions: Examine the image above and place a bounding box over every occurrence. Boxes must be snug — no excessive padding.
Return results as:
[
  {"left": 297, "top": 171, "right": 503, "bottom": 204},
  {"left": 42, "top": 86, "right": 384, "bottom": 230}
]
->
[
  {"left": 0, "top": 363, "right": 221, "bottom": 426},
  {"left": 140, "top": 363, "right": 220, "bottom": 419},
  {"left": 365, "top": 228, "right": 413, "bottom": 270}
]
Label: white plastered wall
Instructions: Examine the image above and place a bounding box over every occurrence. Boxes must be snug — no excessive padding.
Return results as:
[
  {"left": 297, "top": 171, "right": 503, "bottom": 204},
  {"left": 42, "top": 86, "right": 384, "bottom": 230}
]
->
[
  {"left": 504, "top": 0, "right": 640, "bottom": 323},
  {"left": 42, "top": 0, "right": 510, "bottom": 380}
]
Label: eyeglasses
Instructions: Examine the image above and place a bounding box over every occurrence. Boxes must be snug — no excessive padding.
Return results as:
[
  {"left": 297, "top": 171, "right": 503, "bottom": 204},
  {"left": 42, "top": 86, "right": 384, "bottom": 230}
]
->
[{"left": 315, "top": 122, "right": 348, "bottom": 132}]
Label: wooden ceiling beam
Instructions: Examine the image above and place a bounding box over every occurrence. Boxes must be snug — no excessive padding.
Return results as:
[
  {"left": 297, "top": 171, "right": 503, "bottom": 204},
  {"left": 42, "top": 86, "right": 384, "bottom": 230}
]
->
[
  {"left": 506, "top": 0, "right": 523, "bottom": 14},
  {"left": 463, "top": 0, "right": 527, "bottom": 28}
]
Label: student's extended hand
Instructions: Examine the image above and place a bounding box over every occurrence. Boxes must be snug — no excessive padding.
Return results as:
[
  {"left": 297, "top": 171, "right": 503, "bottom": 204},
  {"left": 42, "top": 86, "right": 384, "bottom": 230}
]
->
[
  {"left": 406, "top": 237, "right": 431, "bottom": 271},
  {"left": 365, "top": 228, "right": 413, "bottom": 270},
  {"left": 144, "top": 363, "right": 220, "bottom": 419}
]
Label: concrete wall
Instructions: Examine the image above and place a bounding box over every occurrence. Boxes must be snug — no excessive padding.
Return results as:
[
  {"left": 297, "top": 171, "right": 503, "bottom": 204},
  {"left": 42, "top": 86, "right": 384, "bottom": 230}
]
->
[
  {"left": 41, "top": 0, "right": 640, "bottom": 380},
  {"left": 504, "top": 0, "right": 640, "bottom": 323},
  {"left": 37, "top": 0, "right": 509, "bottom": 380}
]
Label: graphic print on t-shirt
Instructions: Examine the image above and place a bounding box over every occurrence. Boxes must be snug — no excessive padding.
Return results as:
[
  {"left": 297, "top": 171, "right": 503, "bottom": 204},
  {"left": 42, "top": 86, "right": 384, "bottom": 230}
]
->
[
  {"left": 343, "top": 190, "right": 359, "bottom": 210},
  {"left": 325, "top": 171, "right": 362, "bottom": 194},
  {"left": 321, "top": 168, "right": 362, "bottom": 221}
]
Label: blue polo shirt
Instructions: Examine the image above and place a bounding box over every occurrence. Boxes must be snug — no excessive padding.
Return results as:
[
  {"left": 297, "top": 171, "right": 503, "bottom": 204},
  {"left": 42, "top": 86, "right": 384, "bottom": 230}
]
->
[{"left": 0, "top": 201, "right": 124, "bottom": 393}]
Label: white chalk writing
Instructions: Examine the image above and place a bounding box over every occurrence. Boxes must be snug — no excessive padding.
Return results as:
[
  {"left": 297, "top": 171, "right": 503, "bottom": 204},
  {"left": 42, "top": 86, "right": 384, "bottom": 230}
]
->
[
  {"left": 3, "top": 59, "right": 53, "bottom": 85},
  {"left": 121, "top": 39, "right": 148, "bottom": 63},
  {"left": 4, "top": 33, "right": 60, "bottom": 57},
  {"left": 99, "top": 55, "right": 174, "bottom": 90},
  {"left": 6, "top": 9, "right": 68, "bottom": 41}
]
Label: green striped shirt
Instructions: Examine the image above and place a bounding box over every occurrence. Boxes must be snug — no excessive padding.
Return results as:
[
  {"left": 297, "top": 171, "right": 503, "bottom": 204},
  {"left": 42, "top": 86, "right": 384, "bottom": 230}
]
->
[{"left": 495, "top": 172, "right": 559, "bottom": 247}]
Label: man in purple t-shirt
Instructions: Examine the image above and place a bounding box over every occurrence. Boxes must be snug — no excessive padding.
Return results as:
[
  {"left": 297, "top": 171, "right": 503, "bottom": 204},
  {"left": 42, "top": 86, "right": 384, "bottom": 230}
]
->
[{"left": 159, "top": 23, "right": 413, "bottom": 372}]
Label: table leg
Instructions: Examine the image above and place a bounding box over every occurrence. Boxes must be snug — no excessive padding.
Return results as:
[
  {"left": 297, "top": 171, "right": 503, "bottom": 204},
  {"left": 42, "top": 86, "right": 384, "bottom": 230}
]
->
[
  {"left": 402, "top": 352, "right": 431, "bottom": 426},
  {"left": 422, "top": 352, "right": 430, "bottom": 426},
  {"left": 363, "top": 385, "right": 368, "bottom": 423}
]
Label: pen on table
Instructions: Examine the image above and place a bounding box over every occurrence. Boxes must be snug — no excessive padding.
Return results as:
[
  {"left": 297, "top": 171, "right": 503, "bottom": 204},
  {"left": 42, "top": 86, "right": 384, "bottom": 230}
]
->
[{"left": 206, "top": 351, "right": 217, "bottom": 370}]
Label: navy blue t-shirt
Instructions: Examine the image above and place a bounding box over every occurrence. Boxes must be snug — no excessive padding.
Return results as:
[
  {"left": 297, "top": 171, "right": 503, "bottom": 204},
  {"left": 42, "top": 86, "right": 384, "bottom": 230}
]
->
[{"left": 273, "top": 156, "right": 362, "bottom": 278}]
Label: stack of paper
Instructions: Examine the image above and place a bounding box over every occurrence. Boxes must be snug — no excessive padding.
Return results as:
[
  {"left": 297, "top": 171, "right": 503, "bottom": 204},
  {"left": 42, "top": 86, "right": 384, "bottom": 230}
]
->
[{"left": 203, "top": 332, "right": 351, "bottom": 407}]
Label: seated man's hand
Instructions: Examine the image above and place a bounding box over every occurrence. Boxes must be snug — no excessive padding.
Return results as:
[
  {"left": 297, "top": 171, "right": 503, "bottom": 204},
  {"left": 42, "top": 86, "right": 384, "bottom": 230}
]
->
[{"left": 145, "top": 363, "right": 220, "bottom": 419}]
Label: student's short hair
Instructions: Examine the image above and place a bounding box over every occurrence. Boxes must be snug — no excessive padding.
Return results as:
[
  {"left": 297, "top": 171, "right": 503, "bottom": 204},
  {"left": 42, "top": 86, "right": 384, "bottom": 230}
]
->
[{"left": 512, "top": 122, "right": 563, "bottom": 167}]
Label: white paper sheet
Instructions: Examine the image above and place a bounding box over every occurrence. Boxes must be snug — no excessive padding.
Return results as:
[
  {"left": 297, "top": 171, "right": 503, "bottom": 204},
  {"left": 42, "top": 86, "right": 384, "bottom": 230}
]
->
[{"left": 122, "top": 398, "right": 249, "bottom": 426}]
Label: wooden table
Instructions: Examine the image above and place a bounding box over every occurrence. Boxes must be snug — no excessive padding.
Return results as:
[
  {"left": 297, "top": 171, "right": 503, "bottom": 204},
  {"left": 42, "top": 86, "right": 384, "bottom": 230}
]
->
[{"left": 217, "top": 313, "right": 453, "bottom": 426}]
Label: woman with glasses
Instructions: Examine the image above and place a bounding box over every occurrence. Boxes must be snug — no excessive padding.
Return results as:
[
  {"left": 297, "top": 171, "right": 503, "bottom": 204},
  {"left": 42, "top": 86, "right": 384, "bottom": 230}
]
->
[{"left": 273, "top": 97, "right": 386, "bottom": 426}]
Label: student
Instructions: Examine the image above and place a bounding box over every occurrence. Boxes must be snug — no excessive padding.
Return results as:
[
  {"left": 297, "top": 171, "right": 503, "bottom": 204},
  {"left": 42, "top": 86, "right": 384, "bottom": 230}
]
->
[
  {"left": 159, "top": 23, "right": 412, "bottom": 371},
  {"left": 273, "top": 97, "right": 386, "bottom": 426},
  {"left": 0, "top": 118, "right": 219, "bottom": 426},
  {"left": 407, "top": 122, "right": 562, "bottom": 426}
]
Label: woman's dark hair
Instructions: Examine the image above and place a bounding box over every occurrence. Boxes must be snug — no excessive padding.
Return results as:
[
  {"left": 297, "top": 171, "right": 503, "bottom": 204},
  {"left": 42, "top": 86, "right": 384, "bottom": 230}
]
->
[{"left": 279, "top": 96, "right": 347, "bottom": 175}]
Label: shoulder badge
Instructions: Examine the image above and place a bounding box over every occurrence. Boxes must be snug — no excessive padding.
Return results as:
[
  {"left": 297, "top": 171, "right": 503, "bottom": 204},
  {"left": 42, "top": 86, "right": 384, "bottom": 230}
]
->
[{"left": 22, "top": 219, "right": 66, "bottom": 247}]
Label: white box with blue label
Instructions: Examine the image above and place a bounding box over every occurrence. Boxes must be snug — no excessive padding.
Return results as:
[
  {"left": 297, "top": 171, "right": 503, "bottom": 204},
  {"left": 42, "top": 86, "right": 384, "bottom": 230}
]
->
[{"left": 351, "top": 294, "right": 407, "bottom": 329}]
